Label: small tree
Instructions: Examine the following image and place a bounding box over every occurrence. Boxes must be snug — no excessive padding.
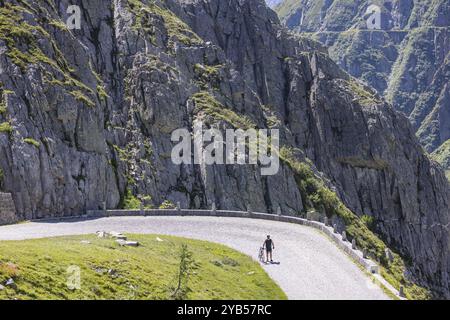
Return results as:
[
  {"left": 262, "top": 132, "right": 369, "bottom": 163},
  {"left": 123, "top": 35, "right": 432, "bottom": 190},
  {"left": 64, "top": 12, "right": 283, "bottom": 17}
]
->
[{"left": 170, "top": 244, "right": 197, "bottom": 300}]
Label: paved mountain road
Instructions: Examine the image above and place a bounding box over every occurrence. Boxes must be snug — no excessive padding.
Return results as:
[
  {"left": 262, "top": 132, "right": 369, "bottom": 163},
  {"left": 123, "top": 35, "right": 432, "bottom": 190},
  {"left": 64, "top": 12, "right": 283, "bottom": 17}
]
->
[{"left": 0, "top": 216, "right": 389, "bottom": 300}]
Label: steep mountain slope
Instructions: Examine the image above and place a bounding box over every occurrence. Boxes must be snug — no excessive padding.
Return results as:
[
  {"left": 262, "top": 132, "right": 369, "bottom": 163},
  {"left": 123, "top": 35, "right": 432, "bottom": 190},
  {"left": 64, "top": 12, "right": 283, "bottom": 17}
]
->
[
  {"left": 432, "top": 139, "right": 450, "bottom": 181},
  {"left": 274, "top": 0, "right": 450, "bottom": 153},
  {"left": 0, "top": 0, "right": 449, "bottom": 298}
]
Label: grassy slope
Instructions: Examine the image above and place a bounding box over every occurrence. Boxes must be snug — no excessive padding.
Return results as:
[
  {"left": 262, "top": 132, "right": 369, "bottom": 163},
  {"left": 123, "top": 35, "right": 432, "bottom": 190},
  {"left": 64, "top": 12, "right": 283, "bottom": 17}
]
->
[
  {"left": 0, "top": 234, "right": 286, "bottom": 300},
  {"left": 275, "top": 0, "right": 304, "bottom": 20}
]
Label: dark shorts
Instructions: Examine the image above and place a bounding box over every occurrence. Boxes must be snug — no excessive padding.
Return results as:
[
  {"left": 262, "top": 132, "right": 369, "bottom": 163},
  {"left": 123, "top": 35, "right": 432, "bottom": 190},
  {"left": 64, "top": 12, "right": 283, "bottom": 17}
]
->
[{"left": 266, "top": 248, "right": 272, "bottom": 253}]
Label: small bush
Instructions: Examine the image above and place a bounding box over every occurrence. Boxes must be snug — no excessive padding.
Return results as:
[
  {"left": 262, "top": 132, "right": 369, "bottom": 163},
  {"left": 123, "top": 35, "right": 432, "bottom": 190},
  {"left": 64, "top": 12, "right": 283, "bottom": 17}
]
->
[
  {"left": 0, "top": 122, "right": 12, "bottom": 134},
  {"left": 141, "top": 195, "right": 155, "bottom": 209},
  {"left": 69, "top": 90, "right": 95, "bottom": 107},
  {"left": 210, "top": 260, "right": 223, "bottom": 267},
  {"left": 222, "top": 257, "right": 239, "bottom": 267},
  {"left": 169, "top": 244, "right": 197, "bottom": 300},
  {"left": 191, "top": 92, "right": 255, "bottom": 130},
  {"left": 0, "top": 104, "right": 6, "bottom": 115},
  {"left": 122, "top": 189, "right": 140, "bottom": 209},
  {"left": 210, "top": 258, "right": 239, "bottom": 268},
  {"left": 159, "top": 200, "right": 176, "bottom": 209},
  {"left": 361, "top": 215, "right": 375, "bottom": 229}
]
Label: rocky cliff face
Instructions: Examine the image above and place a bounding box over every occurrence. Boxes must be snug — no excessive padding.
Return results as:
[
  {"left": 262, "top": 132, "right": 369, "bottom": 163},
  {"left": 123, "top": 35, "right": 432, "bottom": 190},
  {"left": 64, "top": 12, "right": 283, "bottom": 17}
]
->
[
  {"left": 275, "top": 0, "right": 450, "bottom": 155},
  {"left": 0, "top": 192, "right": 16, "bottom": 225},
  {"left": 0, "top": 0, "right": 449, "bottom": 297}
]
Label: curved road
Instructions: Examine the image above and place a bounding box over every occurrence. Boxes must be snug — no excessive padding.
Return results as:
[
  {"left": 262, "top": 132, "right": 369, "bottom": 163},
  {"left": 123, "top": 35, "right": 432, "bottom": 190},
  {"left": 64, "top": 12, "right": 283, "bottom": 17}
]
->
[{"left": 0, "top": 216, "right": 388, "bottom": 300}]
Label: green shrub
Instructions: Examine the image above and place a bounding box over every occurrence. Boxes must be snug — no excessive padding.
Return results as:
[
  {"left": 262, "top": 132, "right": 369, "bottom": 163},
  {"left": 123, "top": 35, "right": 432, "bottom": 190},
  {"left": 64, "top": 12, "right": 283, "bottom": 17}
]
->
[
  {"left": 361, "top": 215, "right": 375, "bottom": 229},
  {"left": 0, "top": 122, "right": 12, "bottom": 134},
  {"left": 169, "top": 244, "right": 197, "bottom": 300},
  {"left": 193, "top": 64, "right": 223, "bottom": 89},
  {"left": 141, "top": 195, "right": 155, "bottom": 209},
  {"left": 347, "top": 80, "right": 381, "bottom": 106},
  {"left": 191, "top": 92, "right": 255, "bottom": 130},
  {"left": 69, "top": 90, "right": 95, "bottom": 107},
  {"left": 0, "top": 103, "right": 6, "bottom": 115},
  {"left": 122, "top": 189, "right": 140, "bottom": 209},
  {"left": 159, "top": 200, "right": 176, "bottom": 209}
]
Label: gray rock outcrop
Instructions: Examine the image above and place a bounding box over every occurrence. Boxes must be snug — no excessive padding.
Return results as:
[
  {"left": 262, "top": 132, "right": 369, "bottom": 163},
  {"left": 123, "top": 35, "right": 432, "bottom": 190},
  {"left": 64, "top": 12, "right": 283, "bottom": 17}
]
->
[{"left": 0, "top": 192, "right": 16, "bottom": 225}]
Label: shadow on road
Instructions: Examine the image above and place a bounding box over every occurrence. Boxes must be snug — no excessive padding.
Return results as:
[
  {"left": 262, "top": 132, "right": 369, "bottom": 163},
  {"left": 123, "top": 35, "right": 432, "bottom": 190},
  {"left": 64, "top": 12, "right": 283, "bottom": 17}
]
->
[{"left": 31, "top": 216, "right": 102, "bottom": 224}]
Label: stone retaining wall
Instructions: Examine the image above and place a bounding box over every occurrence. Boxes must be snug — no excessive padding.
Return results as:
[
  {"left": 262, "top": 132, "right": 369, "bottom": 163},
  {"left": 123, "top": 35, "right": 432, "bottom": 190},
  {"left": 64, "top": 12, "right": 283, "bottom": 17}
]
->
[{"left": 0, "top": 192, "right": 17, "bottom": 225}]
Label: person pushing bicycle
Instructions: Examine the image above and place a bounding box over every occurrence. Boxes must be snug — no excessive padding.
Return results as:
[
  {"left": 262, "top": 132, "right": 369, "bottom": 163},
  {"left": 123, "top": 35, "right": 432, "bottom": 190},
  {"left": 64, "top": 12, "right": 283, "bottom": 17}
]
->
[{"left": 262, "top": 235, "right": 275, "bottom": 263}]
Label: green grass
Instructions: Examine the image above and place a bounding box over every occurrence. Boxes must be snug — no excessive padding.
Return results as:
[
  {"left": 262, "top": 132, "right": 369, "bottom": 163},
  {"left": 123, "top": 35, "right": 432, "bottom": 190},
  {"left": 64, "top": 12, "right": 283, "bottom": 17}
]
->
[
  {"left": 121, "top": 189, "right": 141, "bottom": 210},
  {"left": 191, "top": 92, "right": 256, "bottom": 130},
  {"left": 69, "top": 90, "right": 95, "bottom": 108},
  {"left": 346, "top": 80, "right": 382, "bottom": 107},
  {"left": 0, "top": 122, "right": 12, "bottom": 134},
  {"left": 89, "top": 61, "right": 109, "bottom": 101},
  {"left": 193, "top": 63, "right": 223, "bottom": 89},
  {"left": 0, "top": 234, "right": 286, "bottom": 300},
  {"left": 48, "top": 19, "right": 69, "bottom": 31},
  {"left": 431, "top": 139, "right": 450, "bottom": 182},
  {"left": 0, "top": 104, "right": 6, "bottom": 115},
  {"left": 0, "top": 3, "right": 96, "bottom": 108},
  {"left": 127, "top": 0, "right": 202, "bottom": 47},
  {"left": 23, "top": 138, "right": 40, "bottom": 148}
]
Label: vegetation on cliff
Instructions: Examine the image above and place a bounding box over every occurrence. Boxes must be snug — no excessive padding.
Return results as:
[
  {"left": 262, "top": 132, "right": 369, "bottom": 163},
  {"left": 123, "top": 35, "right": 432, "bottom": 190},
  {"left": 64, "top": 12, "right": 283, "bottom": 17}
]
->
[{"left": 431, "top": 139, "right": 450, "bottom": 181}]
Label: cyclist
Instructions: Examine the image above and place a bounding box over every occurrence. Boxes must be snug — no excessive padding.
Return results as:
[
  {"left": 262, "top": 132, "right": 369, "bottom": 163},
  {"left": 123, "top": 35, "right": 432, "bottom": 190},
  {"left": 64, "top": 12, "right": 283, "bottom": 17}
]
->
[{"left": 262, "top": 235, "right": 275, "bottom": 263}]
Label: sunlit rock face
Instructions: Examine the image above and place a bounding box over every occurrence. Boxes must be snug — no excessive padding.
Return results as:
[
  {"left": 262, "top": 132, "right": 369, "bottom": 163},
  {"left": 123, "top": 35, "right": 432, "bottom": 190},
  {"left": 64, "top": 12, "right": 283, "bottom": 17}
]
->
[{"left": 275, "top": 0, "right": 450, "bottom": 154}]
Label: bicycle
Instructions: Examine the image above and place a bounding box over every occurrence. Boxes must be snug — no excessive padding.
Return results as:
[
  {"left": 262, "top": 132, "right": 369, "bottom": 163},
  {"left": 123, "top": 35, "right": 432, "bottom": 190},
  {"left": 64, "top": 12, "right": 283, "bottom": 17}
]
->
[{"left": 258, "top": 247, "right": 265, "bottom": 263}]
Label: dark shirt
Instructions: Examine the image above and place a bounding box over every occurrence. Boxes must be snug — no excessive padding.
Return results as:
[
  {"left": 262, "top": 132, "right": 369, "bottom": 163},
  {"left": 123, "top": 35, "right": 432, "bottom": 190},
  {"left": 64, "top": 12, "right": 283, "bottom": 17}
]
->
[{"left": 264, "top": 239, "right": 273, "bottom": 250}]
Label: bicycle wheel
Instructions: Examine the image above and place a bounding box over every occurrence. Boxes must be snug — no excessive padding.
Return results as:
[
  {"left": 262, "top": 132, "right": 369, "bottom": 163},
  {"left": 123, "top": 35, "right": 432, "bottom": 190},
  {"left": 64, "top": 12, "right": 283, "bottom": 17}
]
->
[{"left": 258, "top": 248, "right": 264, "bottom": 262}]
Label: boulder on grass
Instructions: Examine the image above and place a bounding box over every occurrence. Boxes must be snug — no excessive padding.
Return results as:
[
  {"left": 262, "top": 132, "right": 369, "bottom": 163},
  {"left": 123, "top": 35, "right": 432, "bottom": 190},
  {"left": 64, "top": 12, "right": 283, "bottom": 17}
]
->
[{"left": 116, "top": 240, "right": 139, "bottom": 247}]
